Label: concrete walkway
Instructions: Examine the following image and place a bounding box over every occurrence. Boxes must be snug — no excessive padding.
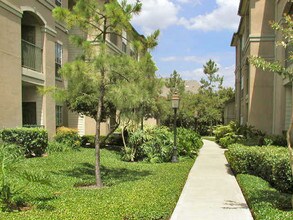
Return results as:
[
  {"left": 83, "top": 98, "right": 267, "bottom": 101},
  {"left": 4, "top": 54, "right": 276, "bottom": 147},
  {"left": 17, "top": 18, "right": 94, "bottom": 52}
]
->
[{"left": 170, "top": 140, "right": 253, "bottom": 220}]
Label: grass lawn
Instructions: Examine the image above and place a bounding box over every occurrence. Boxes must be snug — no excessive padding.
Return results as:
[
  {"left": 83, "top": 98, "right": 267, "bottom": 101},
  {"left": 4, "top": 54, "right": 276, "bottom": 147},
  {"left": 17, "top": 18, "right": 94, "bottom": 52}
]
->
[
  {"left": 202, "top": 136, "right": 215, "bottom": 141},
  {"left": 237, "top": 174, "right": 293, "bottom": 220},
  {"left": 1, "top": 148, "right": 194, "bottom": 220}
]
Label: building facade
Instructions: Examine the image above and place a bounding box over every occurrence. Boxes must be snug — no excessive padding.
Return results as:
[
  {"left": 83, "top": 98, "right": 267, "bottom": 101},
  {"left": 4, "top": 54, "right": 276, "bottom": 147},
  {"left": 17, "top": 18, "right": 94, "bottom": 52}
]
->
[
  {"left": 0, "top": 0, "right": 143, "bottom": 137},
  {"left": 231, "top": 0, "right": 292, "bottom": 135}
]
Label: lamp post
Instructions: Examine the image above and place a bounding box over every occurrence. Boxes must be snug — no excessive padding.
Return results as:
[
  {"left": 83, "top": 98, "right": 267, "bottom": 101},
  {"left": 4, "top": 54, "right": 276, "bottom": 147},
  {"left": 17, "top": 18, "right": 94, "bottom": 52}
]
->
[{"left": 171, "top": 92, "right": 180, "bottom": 163}]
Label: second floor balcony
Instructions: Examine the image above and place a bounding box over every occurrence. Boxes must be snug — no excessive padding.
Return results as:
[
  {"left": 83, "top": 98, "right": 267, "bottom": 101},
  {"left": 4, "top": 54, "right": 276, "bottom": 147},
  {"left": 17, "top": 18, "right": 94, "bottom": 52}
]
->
[{"left": 21, "top": 39, "right": 43, "bottom": 73}]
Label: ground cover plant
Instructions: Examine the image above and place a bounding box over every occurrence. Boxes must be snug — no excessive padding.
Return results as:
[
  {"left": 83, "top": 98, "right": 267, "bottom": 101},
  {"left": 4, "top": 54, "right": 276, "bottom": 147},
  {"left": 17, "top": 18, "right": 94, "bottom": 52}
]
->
[
  {"left": 237, "top": 174, "right": 293, "bottom": 220},
  {"left": 0, "top": 147, "right": 195, "bottom": 219}
]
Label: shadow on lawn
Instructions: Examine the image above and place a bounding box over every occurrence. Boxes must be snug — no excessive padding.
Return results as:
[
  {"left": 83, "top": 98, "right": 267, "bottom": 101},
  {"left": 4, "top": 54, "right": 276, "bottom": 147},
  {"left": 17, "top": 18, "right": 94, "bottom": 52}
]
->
[{"left": 53, "top": 163, "right": 152, "bottom": 186}]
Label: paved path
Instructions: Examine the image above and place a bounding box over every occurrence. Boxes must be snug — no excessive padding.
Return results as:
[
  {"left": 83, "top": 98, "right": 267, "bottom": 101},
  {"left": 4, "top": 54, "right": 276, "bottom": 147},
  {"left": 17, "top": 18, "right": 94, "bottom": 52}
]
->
[{"left": 170, "top": 140, "right": 253, "bottom": 220}]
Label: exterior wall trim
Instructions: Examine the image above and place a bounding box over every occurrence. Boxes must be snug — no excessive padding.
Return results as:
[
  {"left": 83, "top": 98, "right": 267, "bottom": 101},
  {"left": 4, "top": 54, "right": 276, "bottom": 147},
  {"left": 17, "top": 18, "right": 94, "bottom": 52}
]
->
[
  {"left": 56, "top": 23, "right": 68, "bottom": 34},
  {"left": 0, "top": 0, "right": 22, "bottom": 18},
  {"left": 37, "top": 0, "right": 55, "bottom": 11},
  {"left": 41, "top": 26, "right": 57, "bottom": 37},
  {"left": 22, "top": 68, "right": 45, "bottom": 85}
]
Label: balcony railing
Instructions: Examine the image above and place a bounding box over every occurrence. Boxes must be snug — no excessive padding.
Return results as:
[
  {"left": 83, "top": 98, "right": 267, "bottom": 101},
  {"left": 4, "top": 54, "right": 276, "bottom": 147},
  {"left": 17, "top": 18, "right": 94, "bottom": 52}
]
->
[{"left": 21, "top": 39, "right": 43, "bottom": 73}]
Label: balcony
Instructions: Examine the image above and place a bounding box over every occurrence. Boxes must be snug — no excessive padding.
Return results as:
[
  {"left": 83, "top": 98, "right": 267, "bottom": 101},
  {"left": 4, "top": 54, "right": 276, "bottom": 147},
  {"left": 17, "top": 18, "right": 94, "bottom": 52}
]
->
[{"left": 21, "top": 39, "right": 43, "bottom": 73}]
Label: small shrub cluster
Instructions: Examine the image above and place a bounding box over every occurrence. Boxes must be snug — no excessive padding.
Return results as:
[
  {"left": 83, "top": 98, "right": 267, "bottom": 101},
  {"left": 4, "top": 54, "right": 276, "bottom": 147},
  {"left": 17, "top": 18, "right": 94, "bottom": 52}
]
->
[
  {"left": 0, "top": 128, "right": 48, "bottom": 157},
  {"left": 122, "top": 126, "right": 203, "bottom": 163},
  {"left": 80, "top": 135, "right": 108, "bottom": 148},
  {"left": 54, "top": 127, "right": 81, "bottom": 150},
  {"left": 213, "top": 121, "right": 286, "bottom": 148},
  {"left": 81, "top": 135, "right": 95, "bottom": 148},
  {"left": 226, "top": 144, "right": 293, "bottom": 193},
  {"left": 177, "top": 128, "right": 203, "bottom": 158}
]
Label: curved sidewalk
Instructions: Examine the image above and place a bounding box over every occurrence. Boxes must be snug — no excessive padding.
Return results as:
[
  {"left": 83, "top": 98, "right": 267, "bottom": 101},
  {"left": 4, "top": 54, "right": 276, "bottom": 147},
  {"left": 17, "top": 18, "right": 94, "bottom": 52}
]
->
[{"left": 170, "top": 140, "right": 253, "bottom": 220}]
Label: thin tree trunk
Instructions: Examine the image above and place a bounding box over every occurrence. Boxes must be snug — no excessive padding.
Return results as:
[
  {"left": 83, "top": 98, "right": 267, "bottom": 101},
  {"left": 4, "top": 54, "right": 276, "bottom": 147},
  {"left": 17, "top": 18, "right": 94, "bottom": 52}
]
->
[
  {"left": 286, "top": 108, "right": 293, "bottom": 208},
  {"left": 94, "top": 79, "right": 105, "bottom": 188}
]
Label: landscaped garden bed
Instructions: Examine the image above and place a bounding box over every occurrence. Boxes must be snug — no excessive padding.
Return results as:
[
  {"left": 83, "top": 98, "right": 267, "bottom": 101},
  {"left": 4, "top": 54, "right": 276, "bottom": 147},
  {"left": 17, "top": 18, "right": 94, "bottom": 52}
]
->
[{"left": 0, "top": 147, "right": 195, "bottom": 219}]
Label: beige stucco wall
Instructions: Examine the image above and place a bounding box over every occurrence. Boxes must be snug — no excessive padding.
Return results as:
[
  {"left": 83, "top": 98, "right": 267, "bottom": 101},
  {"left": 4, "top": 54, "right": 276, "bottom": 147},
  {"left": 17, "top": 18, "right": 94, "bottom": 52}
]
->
[
  {"left": 0, "top": 5, "right": 22, "bottom": 129},
  {"left": 0, "top": 0, "right": 70, "bottom": 138}
]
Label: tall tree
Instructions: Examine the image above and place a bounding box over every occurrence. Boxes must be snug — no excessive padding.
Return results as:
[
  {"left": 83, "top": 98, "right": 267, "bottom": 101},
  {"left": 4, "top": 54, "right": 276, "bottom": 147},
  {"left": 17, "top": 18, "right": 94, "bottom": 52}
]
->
[
  {"left": 195, "top": 60, "right": 233, "bottom": 134},
  {"left": 165, "top": 70, "right": 185, "bottom": 96},
  {"left": 52, "top": 0, "right": 149, "bottom": 188},
  {"left": 250, "top": 14, "right": 293, "bottom": 206}
]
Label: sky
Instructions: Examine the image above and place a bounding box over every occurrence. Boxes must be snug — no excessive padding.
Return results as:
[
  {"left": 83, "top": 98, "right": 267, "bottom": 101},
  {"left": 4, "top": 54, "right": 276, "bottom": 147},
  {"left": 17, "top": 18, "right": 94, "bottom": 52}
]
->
[{"left": 128, "top": 0, "right": 241, "bottom": 88}]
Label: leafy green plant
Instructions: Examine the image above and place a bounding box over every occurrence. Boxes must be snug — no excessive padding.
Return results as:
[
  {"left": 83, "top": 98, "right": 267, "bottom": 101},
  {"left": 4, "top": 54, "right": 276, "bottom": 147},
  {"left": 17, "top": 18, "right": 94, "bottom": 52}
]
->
[
  {"left": 226, "top": 144, "right": 293, "bottom": 193},
  {"left": 122, "top": 126, "right": 203, "bottom": 163},
  {"left": 177, "top": 128, "right": 203, "bottom": 157},
  {"left": 81, "top": 135, "right": 96, "bottom": 148},
  {"left": 54, "top": 127, "right": 81, "bottom": 150},
  {"left": 1, "top": 128, "right": 48, "bottom": 157}
]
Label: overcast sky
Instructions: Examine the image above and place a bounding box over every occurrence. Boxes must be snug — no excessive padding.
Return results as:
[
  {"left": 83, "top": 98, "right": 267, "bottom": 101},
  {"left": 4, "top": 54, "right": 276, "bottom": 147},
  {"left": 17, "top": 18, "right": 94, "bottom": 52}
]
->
[{"left": 128, "top": 0, "right": 241, "bottom": 88}]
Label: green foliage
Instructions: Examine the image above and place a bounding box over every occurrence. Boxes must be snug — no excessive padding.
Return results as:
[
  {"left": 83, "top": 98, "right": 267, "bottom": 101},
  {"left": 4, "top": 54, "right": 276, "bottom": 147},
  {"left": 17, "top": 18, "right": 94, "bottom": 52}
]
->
[
  {"left": 0, "top": 148, "right": 195, "bottom": 219},
  {"left": 165, "top": 70, "right": 185, "bottom": 96},
  {"left": 0, "top": 143, "right": 50, "bottom": 212},
  {"left": 226, "top": 144, "right": 293, "bottom": 193},
  {"left": 237, "top": 174, "right": 293, "bottom": 219},
  {"left": 54, "top": 127, "right": 81, "bottom": 150},
  {"left": 47, "top": 141, "right": 72, "bottom": 153},
  {"left": 123, "top": 127, "right": 202, "bottom": 163},
  {"left": 177, "top": 128, "right": 203, "bottom": 158},
  {"left": 192, "top": 60, "right": 235, "bottom": 135},
  {"left": 1, "top": 128, "right": 48, "bottom": 157},
  {"left": 81, "top": 135, "right": 95, "bottom": 148}
]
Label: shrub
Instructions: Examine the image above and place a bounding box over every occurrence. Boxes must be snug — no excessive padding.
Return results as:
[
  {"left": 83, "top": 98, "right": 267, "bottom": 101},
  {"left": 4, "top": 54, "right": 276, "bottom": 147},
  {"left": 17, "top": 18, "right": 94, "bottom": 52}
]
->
[
  {"left": 0, "top": 127, "right": 48, "bottom": 157},
  {"left": 213, "top": 122, "right": 235, "bottom": 142},
  {"left": 177, "top": 128, "right": 203, "bottom": 158},
  {"left": 264, "top": 134, "right": 287, "bottom": 147},
  {"left": 81, "top": 135, "right": 95, "bottom": 148},
  {"left": 54, "top": 127, "right": 81, "bottom": 150},
  {"left": 226, "top": 144, "right": 293, "bottom": 193},
  {"left": 122, "top": 127, "right": 203, "bottom": 163}
]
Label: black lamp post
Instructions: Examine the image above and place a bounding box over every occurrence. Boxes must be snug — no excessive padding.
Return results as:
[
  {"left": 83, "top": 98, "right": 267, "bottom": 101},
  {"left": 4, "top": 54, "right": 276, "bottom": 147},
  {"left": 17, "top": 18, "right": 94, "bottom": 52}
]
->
[{"left": 171, "top": 92, "right": 180, "bottom": 163}]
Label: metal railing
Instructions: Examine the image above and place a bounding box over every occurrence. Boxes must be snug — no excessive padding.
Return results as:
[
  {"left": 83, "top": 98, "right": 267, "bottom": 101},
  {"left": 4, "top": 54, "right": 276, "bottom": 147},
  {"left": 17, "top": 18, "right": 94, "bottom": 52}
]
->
[{"left": 21, "top": 39, "right": 43, "bottom": 72}]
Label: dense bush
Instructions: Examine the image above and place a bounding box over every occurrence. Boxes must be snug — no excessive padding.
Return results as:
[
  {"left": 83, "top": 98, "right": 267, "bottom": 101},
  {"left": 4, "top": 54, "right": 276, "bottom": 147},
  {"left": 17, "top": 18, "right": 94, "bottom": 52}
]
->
[
  {"left": 54, "top": 127, "right": 81, "bottom": 150},
  {"left": 122, "top": 126, "right": 203, "bottom": 163},
  {"left": 226, "top": 144, "right": 293, "bottom": 193},
  {"left": 81, "top": 135, "right": 95, "bottom": 148},
  {"left": 81, "top": 135, "right": 108, "bottom": 148},
  {"left": 213, "top": 122, "right": 285, "bottom": 148},
  {"left": 0, "top": 128, "right": 48, "bottom": 157},
  {"left": 177, "top": 128, "right": 203, "bottom": 158}
]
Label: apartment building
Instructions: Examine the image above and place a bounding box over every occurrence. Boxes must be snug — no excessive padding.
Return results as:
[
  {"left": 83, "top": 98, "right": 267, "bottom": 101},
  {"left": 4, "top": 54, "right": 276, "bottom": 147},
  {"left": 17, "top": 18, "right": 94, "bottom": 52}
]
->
[
  {"left": 231, "top": 0, "right": 292, "bottom": 135},
  {"left": 0, "top": 0, "right": 143, "bottom": 137}
]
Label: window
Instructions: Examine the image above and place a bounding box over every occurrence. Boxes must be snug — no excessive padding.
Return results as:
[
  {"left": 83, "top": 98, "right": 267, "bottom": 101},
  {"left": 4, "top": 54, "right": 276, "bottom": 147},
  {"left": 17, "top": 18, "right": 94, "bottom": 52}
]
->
[
  {"left": 55, "top": 0, "right": 61, "bottom": 6},
  {"left": 110, "top": 33, "right": 118, "bottom": 45},
  {"left": 56, "top": 105, "right": 63, "bottom": 127},
  {"left": 55, "top": 42, "right": 62, "bottom": 77},
  {"left": 122, "top": 30, "right": 127, "bottom": 53},
  {"left": 122, "top": 42, "right": 127, "bottom": 53}
]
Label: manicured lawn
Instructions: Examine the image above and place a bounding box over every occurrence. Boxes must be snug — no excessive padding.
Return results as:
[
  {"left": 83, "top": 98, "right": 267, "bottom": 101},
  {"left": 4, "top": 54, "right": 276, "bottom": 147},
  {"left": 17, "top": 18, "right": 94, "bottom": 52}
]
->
[
  {"left": 237, "top": 174, "right": 293, "bottom": 220},
  {"left": 1, "top": 148, "right": 194, "bottom": 219}
]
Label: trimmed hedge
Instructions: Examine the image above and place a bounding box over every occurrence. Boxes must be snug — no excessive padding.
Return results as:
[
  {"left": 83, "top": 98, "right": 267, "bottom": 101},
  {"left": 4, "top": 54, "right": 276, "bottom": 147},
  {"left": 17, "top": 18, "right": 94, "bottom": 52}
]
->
[
  {"left": 54, "top": 127, "right": 81, "bottom": 149},
  {"left": 226, "top": 144, "right": 293, "bottom": 193},
  {"left": 0, "top": 127, "right": 48, "bottom": 157}
]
